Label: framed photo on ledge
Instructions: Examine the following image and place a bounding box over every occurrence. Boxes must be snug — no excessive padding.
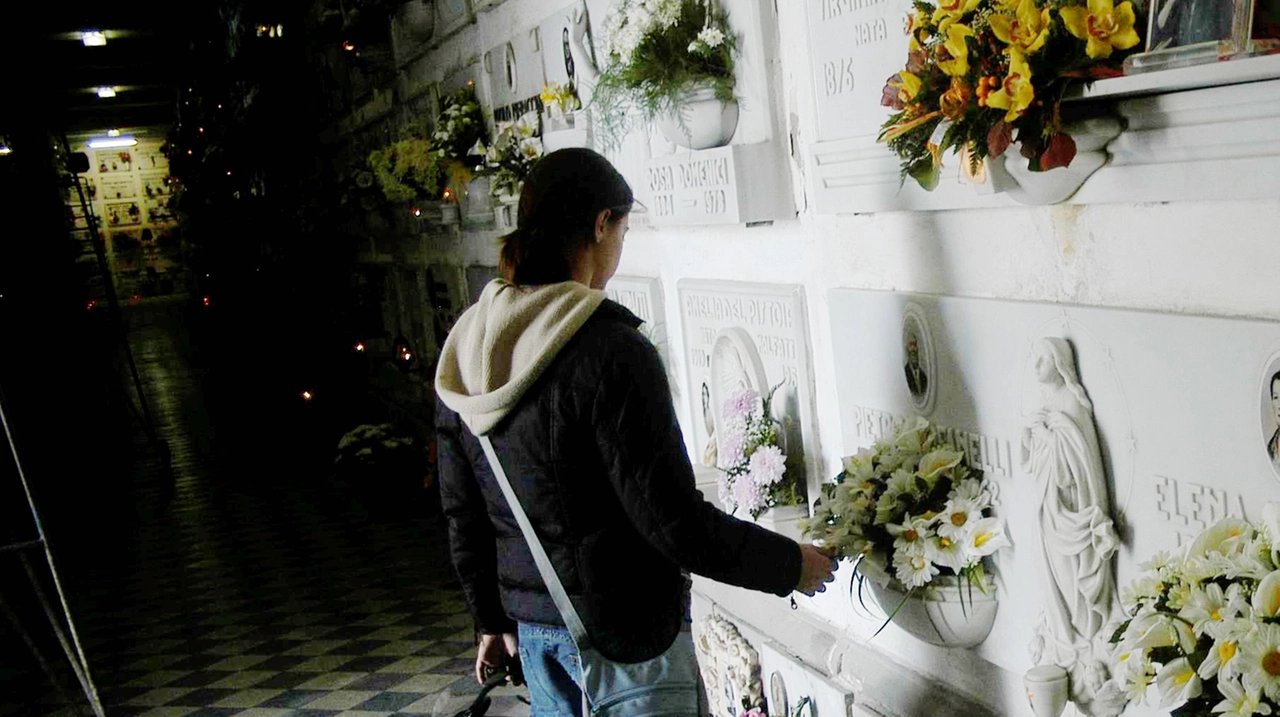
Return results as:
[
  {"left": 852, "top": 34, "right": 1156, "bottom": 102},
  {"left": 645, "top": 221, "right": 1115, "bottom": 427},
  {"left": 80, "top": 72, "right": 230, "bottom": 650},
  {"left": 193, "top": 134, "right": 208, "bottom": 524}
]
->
[{"left": 1127, "top": 0, "right": 1280, "bottom": 73}]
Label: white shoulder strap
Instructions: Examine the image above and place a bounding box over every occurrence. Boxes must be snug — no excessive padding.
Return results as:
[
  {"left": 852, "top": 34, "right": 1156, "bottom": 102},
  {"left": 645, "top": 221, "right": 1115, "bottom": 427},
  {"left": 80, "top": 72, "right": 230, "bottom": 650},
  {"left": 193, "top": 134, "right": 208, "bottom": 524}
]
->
[{"left": 477, "top": 434, "right": 591, "bottom": 648}]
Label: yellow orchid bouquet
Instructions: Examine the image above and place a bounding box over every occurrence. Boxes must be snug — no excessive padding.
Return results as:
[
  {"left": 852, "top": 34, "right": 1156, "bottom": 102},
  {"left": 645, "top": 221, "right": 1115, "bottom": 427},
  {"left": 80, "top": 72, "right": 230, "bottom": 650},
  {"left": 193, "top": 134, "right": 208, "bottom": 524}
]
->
[{"left": 880, "top": 0, "right": 1142, "bottom": 190}]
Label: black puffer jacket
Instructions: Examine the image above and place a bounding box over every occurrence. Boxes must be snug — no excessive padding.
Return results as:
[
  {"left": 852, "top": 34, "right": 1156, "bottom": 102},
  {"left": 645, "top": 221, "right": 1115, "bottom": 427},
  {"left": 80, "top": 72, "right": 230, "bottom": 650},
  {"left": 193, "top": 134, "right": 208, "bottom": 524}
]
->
[{"left": 436, "top": 298, "right": 802, "bottom": 663}]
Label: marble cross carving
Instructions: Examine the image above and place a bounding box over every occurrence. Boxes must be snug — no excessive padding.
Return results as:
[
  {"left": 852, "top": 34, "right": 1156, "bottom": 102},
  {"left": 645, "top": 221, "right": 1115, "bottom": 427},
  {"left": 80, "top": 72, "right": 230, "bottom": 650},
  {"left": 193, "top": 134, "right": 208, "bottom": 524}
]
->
[{"left": 1021, "top": 338, "right": 1126, "bottom": 717}]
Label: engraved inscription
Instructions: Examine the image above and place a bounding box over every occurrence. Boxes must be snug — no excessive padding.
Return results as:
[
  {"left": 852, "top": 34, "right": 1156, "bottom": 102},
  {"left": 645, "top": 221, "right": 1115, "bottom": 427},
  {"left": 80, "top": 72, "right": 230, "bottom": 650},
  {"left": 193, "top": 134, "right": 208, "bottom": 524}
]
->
[
  {"left": 682, "top": 294, "right": 794, "bottom": 329},
  {"left": 493, "top": 94, "right": 543, "bottom": 123},
  {"left": 847, "top": 404, "right": 1014, "bottom": 478},
  {"left": 606, "top": 288, "right": 652, "bottom": 321},
  {"left": 820, "top": 0, "right": 886, "bottom": 21},
  {"left": 823, "top": 57, "right": 857, "bottom": 96},
  {"left": 1153, "top": 475, "right": 1247, "bottom": 543},
  {"left": 679, "top": 158, "right": 730, "bottom": 189},
  {"left": 649, "top": 154, "right": 734, "bottom": 223}
]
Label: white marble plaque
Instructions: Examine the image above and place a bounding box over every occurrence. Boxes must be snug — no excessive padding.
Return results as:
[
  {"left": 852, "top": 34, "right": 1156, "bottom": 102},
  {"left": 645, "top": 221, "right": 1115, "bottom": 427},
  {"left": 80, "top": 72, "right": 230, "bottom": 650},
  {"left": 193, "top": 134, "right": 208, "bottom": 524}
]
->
[
  {"left": 100, "top": 176, "right": 137, "bottom": 200},
  {"left": 537, "top": 4, "right": 579, "bottom": 90},
  {"left": 605, "top": 276, "right": 675, "bottom": 396},
  {"left": 805, "top": 0, "right": 914, "bottom": 143},
  {"left": 644, "top": 144, "right": 794, "bottom": 226},
  {"left": 435, "top": 0, "right": 473, "bottom": 39},
  {"left": 679, "top": 280, "right": 819, "bottom": 487},
  {"left": 485, "top": 27, "right": 544, "bottom": 118},
  {"left": 648, "top": 148, "right": 740, "bottom": 224},
  {"left": 758, "top": 643, "right": 855, "bottom": 717},
  {"left": 827, "top": 289, "right": 1280, "bottom": 677}
]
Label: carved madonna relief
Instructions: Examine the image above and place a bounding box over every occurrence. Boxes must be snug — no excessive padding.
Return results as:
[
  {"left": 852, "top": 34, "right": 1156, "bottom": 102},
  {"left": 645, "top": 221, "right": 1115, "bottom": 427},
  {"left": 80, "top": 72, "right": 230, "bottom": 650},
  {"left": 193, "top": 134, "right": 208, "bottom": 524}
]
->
[
  {"left": 696, "top": 614, "right": 763, "bottom": 717},
  {"left": 1023, "top": 337, "right": 1125, "bottom": 717}
]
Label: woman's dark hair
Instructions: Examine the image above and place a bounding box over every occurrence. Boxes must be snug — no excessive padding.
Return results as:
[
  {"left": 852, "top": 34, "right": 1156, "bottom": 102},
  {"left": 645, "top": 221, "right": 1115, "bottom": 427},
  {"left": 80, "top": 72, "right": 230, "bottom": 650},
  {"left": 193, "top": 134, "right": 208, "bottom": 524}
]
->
[
  {"left": 500, "top": 148, "right": 633, "bottom": 285},
  {"left": 1271, "top": 370, "right": 1280, "bottom": 395}
]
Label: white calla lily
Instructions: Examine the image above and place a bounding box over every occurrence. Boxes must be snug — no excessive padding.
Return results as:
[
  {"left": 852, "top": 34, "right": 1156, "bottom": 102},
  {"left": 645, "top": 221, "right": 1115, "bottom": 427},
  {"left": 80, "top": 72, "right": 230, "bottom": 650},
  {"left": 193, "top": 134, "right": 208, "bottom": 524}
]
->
[{"left": 1155, "top": 657, "right": 1202, "bottom": 708}]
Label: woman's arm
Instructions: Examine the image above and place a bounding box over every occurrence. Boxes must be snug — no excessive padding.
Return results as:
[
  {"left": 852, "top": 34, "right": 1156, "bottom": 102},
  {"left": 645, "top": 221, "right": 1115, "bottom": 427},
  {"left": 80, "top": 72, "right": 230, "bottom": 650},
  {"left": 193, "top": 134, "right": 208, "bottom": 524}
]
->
[
  {"left": 437, "top": 398, "right": 518, "bottom": 635},
  {"left": 591, "top": 332, "right": 804, "bottom": 596}
]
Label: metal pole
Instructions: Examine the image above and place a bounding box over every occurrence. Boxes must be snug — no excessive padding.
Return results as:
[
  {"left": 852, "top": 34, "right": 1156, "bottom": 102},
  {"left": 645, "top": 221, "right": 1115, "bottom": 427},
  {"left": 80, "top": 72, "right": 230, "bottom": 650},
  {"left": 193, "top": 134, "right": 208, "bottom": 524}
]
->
[
  {"left": 69, "top": 160, "right": 161, "bottom": 448},
  {"left": 0, "top": 390, "right": 105, "bottom": 717}
]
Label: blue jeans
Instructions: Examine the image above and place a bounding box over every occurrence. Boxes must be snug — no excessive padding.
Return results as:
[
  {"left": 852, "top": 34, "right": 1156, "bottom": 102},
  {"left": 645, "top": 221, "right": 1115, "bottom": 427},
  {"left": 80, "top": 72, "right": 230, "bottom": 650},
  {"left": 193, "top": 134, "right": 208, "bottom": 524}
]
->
[{"left": 518, "top": 622, "right": 584, "bottom": 717}]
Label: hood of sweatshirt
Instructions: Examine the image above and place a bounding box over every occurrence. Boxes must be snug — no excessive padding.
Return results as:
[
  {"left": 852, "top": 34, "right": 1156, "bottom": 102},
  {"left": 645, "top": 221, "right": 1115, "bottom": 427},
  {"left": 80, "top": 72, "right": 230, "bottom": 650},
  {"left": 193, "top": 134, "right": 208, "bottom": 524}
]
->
[{"left": 434, "top": 279, "right": 604, "bottom": 435}]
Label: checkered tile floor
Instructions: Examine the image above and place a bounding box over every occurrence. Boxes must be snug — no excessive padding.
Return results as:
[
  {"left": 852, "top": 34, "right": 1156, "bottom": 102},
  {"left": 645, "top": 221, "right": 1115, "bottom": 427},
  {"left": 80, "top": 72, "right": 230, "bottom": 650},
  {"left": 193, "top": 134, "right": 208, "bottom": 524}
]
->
[{"left": 0, "top": 301, "right": 530, "bottom": 717}]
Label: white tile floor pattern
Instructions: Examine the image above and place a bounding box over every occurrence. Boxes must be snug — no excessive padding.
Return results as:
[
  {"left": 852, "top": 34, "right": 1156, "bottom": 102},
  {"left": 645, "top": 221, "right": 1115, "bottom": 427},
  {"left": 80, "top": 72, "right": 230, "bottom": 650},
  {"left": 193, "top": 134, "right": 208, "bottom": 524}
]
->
[{"left": 0, "top": 301, "right": 530, "bottom": 717}]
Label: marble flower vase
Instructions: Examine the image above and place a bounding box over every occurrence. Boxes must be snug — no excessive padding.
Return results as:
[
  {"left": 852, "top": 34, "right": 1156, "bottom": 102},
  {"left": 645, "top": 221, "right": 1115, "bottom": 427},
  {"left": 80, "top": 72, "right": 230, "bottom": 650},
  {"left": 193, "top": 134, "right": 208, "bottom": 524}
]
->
[
  {"left": 656, "top": 84, "right": 740, "bottom": 150},
  {"left": 1003, "top": 117, "right": 1124, "bottom": 205},
  {"left": 867, "top": 574, "right": 999, "bottom": 649},
  {"left": 752, "top": 504, "right": 808, "bottom": 542}
]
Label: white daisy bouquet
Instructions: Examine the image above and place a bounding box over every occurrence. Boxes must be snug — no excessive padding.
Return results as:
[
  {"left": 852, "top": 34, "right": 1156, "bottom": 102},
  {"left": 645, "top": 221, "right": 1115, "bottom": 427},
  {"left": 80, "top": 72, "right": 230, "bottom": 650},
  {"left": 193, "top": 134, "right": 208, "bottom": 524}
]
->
[
  {"left": 800, "top": 417, "right": 1008, "bottom": 595},
  {"left": 1110, "top": 505, "right": 1280, "bottom": 716},
  {"left": 715, "top": 384, "right": 805, "bottom": 519},
  {"left": 590, "top": 0, "right": 736, "bottom": 150}
]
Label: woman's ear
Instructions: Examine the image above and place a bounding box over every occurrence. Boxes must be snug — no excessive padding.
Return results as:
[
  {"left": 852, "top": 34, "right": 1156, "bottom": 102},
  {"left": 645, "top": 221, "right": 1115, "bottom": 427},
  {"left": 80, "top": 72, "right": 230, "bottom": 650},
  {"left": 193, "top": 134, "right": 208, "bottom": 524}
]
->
[{"left": 594, "top": 208, "right": 612, "bottom": 243}]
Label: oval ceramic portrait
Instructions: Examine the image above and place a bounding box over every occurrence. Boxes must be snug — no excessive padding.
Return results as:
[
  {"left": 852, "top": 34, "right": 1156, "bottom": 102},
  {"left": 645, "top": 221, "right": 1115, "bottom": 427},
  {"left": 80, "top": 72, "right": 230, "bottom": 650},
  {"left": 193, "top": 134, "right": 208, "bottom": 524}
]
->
[
  {"left": 901, "top": 303, "right": 937, "bottom": 415},
  {"left": 1260, "top": 351, "right": 1280, "bottom": 482},
  {"left": 768, "top": 671, "right": 788, "bottom": 717}
]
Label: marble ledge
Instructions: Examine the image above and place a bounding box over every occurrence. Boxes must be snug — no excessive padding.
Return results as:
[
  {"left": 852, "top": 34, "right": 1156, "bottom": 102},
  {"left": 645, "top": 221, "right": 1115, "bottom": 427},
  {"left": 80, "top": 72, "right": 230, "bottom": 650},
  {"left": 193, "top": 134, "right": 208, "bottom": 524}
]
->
[
  {"left": 691, "top": 576, "right": 1001, "bottom": 717},
  {"left": 808, "top": 73, "right": 1280, "bottom": 213}
]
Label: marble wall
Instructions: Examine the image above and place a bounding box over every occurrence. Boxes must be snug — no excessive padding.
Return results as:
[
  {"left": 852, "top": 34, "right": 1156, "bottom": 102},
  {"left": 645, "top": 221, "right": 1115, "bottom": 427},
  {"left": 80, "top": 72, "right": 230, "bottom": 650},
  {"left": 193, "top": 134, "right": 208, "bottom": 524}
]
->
[{"left": 351, "top": 0, "right": 1280, "bottom": 714}]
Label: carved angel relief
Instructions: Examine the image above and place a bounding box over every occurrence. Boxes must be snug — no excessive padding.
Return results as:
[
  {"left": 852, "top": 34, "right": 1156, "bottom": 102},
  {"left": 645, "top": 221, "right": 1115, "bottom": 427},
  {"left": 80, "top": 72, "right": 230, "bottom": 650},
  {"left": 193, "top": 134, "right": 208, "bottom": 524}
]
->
[
  {"left": 696, "top": 614, "right": 764, "bottom": 717},
  {"left": 1022, "top": 338, "right": 1126, "bottom": 717}
]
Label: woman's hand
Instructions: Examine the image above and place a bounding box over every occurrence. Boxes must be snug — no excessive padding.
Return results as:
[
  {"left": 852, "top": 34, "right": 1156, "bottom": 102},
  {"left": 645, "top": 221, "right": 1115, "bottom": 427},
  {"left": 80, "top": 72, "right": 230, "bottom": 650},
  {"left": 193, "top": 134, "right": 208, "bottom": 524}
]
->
[
  {"left": 796, "top": 544, "right": 838, "bottom": 596},
  {"left": 475, "top": 633, "right": 522, "bottom": 685}
]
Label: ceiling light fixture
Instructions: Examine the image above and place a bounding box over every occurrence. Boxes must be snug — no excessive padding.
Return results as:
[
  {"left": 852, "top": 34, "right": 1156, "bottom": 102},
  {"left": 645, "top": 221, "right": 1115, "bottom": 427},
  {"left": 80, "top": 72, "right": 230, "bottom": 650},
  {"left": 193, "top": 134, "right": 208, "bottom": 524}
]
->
[
  {"left": 107, "top": 128, "right": 121, "bottom": 137},
  {"left": 87, "top": 136, "right": 138, "bottom": 149},
  {"left": 96, "top": 86, "right": 116, "bottom": 98},
  {"left": 81, "top": 30, "right": 107, "bottom": 46},
  {"left": 0, "top": 145, "right": 12, "bottom": 156}
]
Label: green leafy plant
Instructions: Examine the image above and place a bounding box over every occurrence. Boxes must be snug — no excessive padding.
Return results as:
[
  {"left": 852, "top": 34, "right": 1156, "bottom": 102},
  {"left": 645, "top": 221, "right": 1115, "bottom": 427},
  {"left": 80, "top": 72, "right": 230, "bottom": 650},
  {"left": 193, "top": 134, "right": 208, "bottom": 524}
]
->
[
  {"left": 591, "top": 0, "right": 737, "bottom": 151},
  {"left": 367, "top": 137, "right": 444, "bottom": 203},
  {"left": 335, "top": 423, "right": 417, "bottom": 469}
]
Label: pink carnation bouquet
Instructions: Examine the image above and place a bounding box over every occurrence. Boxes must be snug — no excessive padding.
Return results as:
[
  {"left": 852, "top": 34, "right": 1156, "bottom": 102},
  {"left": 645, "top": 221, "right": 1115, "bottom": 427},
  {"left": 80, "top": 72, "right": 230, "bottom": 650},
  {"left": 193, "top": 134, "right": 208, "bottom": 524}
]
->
[{"left": 716, "top": 384, "right": 805, "bottom": 519}]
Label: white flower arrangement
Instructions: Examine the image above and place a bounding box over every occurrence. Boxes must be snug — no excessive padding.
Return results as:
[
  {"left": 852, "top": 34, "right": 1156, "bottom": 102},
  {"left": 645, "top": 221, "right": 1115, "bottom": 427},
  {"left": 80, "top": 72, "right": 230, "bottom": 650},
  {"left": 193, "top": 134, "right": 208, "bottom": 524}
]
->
[
  {"left": 800, "top": 417, "right": 1009, "bottom": 594},
  {"left": 479, "top": 110, "right": 543, "bottom": 200},
  {"left": 715, "top": 385, "right": 805, "bottom": 519},
  {"left": 432, "top": 87, "right": 487, "bottom": 165},
  {"left": 590, "top": 0, "right": 737, "bottom": 150},
  {"left": 1111, "top": 504, "right": 1280, "bottom": 716}
]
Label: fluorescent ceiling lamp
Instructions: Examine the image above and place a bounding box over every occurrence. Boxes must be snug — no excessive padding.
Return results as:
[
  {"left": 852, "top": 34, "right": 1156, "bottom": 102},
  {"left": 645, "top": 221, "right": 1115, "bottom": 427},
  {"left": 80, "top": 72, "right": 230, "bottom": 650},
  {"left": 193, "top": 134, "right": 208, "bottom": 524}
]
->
[
  {"left": 87, "top": 136, "right": 137, "bottom": 149},
  {"left": 97, "top": 86, "right": 116, "bottom": 98},
  {"left": 0, "top": 145, "right": 12, "bottom": 156},
  {"left": 81, "top": 30, "right": 107, "bottom": 46}
]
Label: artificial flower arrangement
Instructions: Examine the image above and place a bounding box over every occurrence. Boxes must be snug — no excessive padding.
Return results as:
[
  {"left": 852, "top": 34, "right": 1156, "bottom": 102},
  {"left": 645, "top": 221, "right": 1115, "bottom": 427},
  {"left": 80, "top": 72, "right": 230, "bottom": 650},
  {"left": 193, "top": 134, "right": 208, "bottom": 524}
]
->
[
  {"left": 800, "top": 417, "right": 1009, "bottom": 608},
  {"left": 481, "top": 110, "right": 544, "bottom": 200},
  {"left": 591, "top": 0, "right": 736, "bottom": 150},
  {"left": 1109, "top": 506, "right": 1280, "bottom": 716},
  {"left": 540, "top": 82, "right": 581, "bottom": 128},
  {"left": 366, "top": 136, "right": 444, "bottom": 202},
  {"left": 879, "top": 0, "right": 1141, "bottom": 190},
  {"left": 715, "top": 385, "right": 806, "bottom": 519},
  {"left": 433, "top": 86, "right": 487, "bottom": 168}
]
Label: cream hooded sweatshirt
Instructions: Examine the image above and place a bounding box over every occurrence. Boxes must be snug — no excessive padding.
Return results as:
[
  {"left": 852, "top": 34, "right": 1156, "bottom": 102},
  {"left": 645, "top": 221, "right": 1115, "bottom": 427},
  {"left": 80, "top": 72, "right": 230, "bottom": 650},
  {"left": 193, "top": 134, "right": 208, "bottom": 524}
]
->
[{"left": 434, "top": 279, "right": 605, "bottom": 435}]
